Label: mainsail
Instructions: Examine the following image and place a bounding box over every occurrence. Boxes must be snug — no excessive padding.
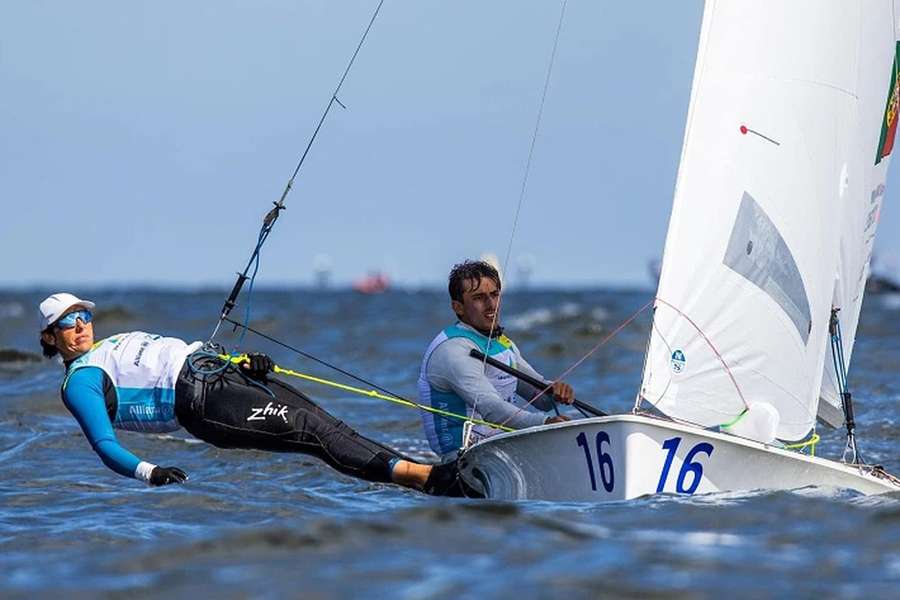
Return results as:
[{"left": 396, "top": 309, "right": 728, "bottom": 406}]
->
[{"left": 639, "top": 0, "right": 899, "bottom": 441}]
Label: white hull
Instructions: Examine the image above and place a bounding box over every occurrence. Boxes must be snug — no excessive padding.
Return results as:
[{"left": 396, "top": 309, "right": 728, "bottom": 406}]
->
[{"left": 458, "top": 415, "right": 899, "bottom": 501}]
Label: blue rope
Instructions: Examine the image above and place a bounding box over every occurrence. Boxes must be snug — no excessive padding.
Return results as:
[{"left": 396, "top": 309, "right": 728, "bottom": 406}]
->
[
  {"left": 831, "top": 318, "right": 849, "bottom": 395},
  {"left": 235, "top": 226, "right": 268, "bottom": 351},
  {"left": 185, "top": 345, "right": 275, "bottom": 399}
]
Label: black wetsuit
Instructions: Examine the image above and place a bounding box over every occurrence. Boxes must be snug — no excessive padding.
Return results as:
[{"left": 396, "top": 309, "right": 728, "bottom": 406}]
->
[
  {"left": 60, "top": 332, "right": 478, "bottom": 495},
  {"left": 60, "top": 331, "right": 404, "bottom": 485},
  {"left": 174, "top": 360, "right": 404, "bottom": 483}
]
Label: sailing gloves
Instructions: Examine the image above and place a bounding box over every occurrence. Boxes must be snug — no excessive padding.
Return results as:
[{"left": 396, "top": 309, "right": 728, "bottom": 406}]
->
[
  {"left": 149, "top": 466, "right": 188, "bottom": 486},
  {"left": 241, "top": 352, "right": 275, "bottom": 381}
]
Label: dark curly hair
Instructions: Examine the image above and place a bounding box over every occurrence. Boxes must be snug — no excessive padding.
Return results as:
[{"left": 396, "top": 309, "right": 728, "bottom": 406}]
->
[
  {"left": 40, "top": 328, "right": 59, "bottom": 359},
  {"left": 448, "top": 260, "right": 501, "bottom": 303}
]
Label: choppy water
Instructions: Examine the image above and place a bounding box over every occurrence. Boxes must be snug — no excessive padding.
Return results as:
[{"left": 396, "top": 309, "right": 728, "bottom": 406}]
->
[{"left": 1, "top": 288, "right": 898, "bottom": 598}]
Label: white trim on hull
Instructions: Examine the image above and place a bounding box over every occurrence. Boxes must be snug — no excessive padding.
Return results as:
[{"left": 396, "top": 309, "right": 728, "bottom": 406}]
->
[{"left": 458, "top": 415, "right": 899, "bottom": 501}]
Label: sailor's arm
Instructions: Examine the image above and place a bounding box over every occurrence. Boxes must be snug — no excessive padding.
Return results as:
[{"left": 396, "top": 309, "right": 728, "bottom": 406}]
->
[
  {"left": 514, "top": 351, "right": 575, "bottom": 409},
  {"left": 62, "top": 368, "right": 186, "bottom": 486},
  {"left": 511, "top": 354, "right": 557, "bottom": 412},
  {"left": 427, "top": 341, "right": 546, "bottom": 429}
]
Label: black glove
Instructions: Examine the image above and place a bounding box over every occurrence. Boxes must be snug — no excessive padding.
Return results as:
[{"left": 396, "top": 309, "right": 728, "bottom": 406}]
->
[
  {"left": 149, "top": 466, "right": 188, "bottom": 486},
  {"left": 241, "top": 352, "right": 274, "bottom": 381}
]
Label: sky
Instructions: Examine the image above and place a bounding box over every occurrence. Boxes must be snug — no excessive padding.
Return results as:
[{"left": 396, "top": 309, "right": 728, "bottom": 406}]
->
[{"left": 2, "top": 1, "right": 899, "bottom": 289}]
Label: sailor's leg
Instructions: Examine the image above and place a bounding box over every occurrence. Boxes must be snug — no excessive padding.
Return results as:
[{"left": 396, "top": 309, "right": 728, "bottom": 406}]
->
[
  {"left": 264, "top": 376, "right": 407, "bottom": 483},
  {"left": 176, "top": 367, "right": 409, "bottom": 484}
]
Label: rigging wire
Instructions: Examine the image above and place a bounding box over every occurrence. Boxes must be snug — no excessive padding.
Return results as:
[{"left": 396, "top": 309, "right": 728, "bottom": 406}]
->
[
  {"left": 830, "top": 308, "right": 863, "bottom": 464},
  {"left": 280, "top": 0, "right": 386, "bottom": 198},
  {"left": 220, "top": 305, "right": 654, "bottom": 433},
  {"left": 468, "top": 0, "right": 569, "bottom": 446},
  {"left": 483, "top": 0, "right": 569, "bottom": 347},
  {"left": 216, "top": 352, "right": 515, "bottom": 432},
  {"left": 223, "top": 315, "right": 404, "bottom": 401},
  {"left": 498, "top": 298, "right": 653, "bottom": 427},
  {"left": 208, "top": 0, "right": 386, "bottom": 344}
]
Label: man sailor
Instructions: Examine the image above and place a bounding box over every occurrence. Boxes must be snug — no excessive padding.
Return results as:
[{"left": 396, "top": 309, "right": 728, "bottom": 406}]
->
[
  {"left": 418, "top": 260, "right": 576, "bottom": 461},
  {"left": 39, "top": 292, "right": 466, "bottom": 494}
]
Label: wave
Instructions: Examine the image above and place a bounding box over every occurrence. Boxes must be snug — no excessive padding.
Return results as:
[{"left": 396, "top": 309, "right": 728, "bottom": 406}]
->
[
  {"left": 506, "top": 303, "right": 609, "bottom": 333},
  {"left": 0, "top": 348, "right": 43, "bottom": 367}
]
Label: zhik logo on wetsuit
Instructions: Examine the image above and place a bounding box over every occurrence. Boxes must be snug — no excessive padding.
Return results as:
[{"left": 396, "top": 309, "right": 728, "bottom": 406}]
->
[{"left": 247, "top": 402, "right": 290, "bottom": 424}]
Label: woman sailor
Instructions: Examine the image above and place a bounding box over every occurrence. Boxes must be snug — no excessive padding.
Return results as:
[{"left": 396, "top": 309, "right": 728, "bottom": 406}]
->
[{"left": 39, "top": 292, "right": 471, "bottom": 495}]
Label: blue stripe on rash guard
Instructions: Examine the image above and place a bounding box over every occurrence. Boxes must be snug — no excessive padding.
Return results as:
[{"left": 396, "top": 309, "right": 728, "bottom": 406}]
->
[{"left": 62, "top": 367, "right": 142, "bottom": 479}]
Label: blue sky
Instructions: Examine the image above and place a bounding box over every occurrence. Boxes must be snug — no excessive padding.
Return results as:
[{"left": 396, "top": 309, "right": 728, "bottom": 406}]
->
[{"left": 2, "top": 1, "right": 899, "bottom": 288}]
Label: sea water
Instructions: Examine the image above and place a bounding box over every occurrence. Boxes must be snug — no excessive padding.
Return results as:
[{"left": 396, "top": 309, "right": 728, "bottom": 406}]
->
[{"left": 1, "top": 288, "right": 898, "bottom": 597}]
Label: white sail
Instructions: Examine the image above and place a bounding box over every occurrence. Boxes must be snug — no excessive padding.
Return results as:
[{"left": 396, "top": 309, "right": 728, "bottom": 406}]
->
[
  {"left": 818, "top": 3, "right": 900, "bottom": 428},
  {"left": 639, "top": 0, "right": 898, "bottom": 441}
]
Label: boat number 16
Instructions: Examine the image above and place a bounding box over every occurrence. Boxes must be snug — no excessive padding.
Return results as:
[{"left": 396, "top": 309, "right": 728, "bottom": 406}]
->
[
  {"left": 575, "top": 431, "right": 614, "bottom": 492},
  {"left": 656, "top": 437, "right": 714, "bottom": 494},
  {"left": 576, "top": 432, "right": 714, "bottom": 495}
]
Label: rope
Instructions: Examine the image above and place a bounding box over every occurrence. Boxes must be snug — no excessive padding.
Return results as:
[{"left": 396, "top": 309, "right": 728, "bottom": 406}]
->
[
  {"left": 498, "top": 297, "right": 654, "bottom": 427},
  {"left": 495, "top": 294, "right": 745, "bottom": 431},
  {"left": 652, "top": 298, "right": 748, "bottom": 410},
  {"left": 223, "top": 316, "right": 403, "bottom": 400},
  {"left": 235, "top": 225, "right": 269, "bottom": 349},
  {"left": 718, "top": 408, "right": 749, "bottom": 429},
  {"left": 865, "top": 465, "right": 900, "bottom": 487},
  {"left": 218, "top": 353, "right": 514, "bottom": 432},
  {"left": 783, "top": 433, "right": 820, "bottom": 456}
]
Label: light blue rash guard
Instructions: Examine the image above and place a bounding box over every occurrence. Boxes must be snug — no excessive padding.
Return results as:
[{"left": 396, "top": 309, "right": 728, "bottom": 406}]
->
[
  {"left": 418, "top": 323, "right": 558, "bottom": 459},
  {"left": 62, "top": 366, "right": 144, "bottom": 479},
  {"left": 60, "top": 332, "right": 200, "bottom": 482}
]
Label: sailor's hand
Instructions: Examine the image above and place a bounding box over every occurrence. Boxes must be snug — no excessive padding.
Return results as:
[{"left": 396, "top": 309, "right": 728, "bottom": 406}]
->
[
  {"left": 551, "top": 381, "right": 575, "bottom": 404},
  {"left": 545, "top": 415, "right": 571, "bottom": 424},
  {"left": 241, "top": 352, "right": 274, "bottom": 381},
  {"left": 149, "top": 466, "right": 188, "bottom": 486}
]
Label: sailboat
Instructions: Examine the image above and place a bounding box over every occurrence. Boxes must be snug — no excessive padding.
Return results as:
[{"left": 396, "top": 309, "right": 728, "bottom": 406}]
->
[{"left": 457, "top": 0, "right": 900, "bottom": 500}]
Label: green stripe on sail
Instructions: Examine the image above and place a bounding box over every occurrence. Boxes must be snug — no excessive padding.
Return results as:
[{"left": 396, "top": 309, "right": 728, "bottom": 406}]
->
[{"left": 876, "top": 42, "right": 900, "bottom": 165}]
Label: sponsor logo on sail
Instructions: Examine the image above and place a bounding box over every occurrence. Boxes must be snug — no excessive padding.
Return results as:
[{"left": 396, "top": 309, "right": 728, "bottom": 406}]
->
[
  {"left": 671, "top": 349, "right": 686, "bottom": 374},
  {"left": 876, "top": 42, "right": 900, "bottom": 165}
]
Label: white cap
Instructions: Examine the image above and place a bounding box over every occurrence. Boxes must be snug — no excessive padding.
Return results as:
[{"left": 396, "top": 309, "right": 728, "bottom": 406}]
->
[{"left": 38, "top": 293, "right": 96, "bottom": 331}]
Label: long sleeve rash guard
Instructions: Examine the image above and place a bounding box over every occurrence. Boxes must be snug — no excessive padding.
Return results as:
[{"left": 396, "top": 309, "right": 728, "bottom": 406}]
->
[
  {"left": 425, "top": 337, "right": 557, "bottom": 430},
  {"left": 61, "top": 366, "right": 145, "bottom": 480}
]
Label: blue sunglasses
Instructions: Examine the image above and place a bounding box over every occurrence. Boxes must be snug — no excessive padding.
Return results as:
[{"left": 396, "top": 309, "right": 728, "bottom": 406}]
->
[{"left": 55, "top": 309, "right": 93, "bottom": 330}]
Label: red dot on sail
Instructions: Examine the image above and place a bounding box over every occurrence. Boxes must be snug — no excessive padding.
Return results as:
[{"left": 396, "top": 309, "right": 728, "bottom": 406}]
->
[{"left": 740, "top": 125, "right": 748, "bottom": 135}]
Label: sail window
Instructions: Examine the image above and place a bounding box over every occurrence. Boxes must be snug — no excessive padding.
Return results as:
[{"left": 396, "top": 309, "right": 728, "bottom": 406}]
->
[{"left": 723, "top": 192, "right": 812, "bottom": 344}]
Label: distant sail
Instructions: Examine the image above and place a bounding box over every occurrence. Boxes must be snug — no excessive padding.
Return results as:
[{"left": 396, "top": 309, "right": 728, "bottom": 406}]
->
[
  {"left": 639, "top": 0, "right": 898, "bottom": 441},
  {"left": 352, "top": 272, "right": 390, "bottom": 294}
]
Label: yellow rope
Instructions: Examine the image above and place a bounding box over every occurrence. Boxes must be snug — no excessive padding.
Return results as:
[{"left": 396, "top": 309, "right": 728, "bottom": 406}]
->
[
  {"left": 219, "top": 354, "right": 515, "bottom": 432},
  {"left": 784, "top": 433, "right": 820, "bottom": 456}
]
